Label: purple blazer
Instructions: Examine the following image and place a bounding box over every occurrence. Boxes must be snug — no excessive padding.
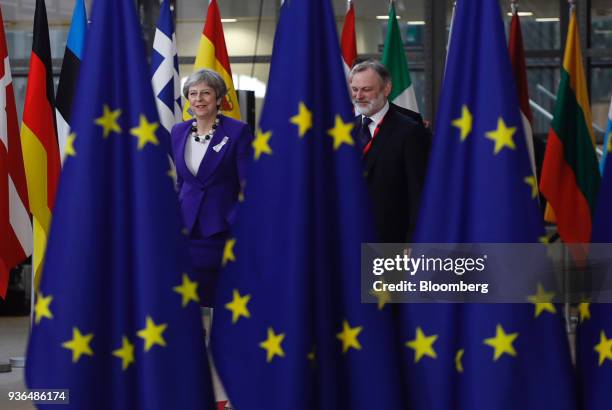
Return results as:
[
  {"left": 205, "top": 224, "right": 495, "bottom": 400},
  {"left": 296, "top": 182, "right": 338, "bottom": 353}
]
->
[{"left": 171, "top": 115, "right": 253, "bottom": 238}]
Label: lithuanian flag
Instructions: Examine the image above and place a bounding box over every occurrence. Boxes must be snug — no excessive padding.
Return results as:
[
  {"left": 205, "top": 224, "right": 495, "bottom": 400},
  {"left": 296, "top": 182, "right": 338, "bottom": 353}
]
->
[
  {"left": 20, "top": 0, "right": 60, "bottom": 286},
  {"left": 184, "top": 0, "right": 240, "bottom": 120},
  {"left": 539, "top": 9, "right": 600, "bottom": 243}
]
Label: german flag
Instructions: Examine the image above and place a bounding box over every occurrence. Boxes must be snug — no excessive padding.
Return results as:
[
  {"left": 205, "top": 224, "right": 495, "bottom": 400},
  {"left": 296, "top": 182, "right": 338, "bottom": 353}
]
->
[
  {"left": 20, "top": 0, "right": 60, "bottom": 286},
  {"left": 540, "top": 9, "right": 600, "bottom": 243},
  {"left": 184, "top": 0, "right": 240, "bottom": 120}
]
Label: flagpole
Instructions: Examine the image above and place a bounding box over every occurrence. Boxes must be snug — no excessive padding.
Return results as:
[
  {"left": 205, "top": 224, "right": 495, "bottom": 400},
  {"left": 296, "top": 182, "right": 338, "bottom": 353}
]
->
[
  {"left": 5, "top": 263, "right": 30, "bottom": 371},
  {"left": 444, "top": 1, "right": 456, "bottom": 74},
  {"left": 566, "top": 0, "right": 577, "bottom": 337}
]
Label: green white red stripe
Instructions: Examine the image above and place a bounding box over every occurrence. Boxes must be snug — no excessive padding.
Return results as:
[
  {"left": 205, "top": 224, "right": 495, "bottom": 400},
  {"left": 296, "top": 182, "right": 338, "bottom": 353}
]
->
[{"left": 382, "top": 1, "right": 419, "bottom": 112}]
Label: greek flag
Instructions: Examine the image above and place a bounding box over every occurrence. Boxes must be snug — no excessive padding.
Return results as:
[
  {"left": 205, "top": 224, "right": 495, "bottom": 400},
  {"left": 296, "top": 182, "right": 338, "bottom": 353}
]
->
[{"left": 151, "top": 0, "right": 181, "bottom": 139}]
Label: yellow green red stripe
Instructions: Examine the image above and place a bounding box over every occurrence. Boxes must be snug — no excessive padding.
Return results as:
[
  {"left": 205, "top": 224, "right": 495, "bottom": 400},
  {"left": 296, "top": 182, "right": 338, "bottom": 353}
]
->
[{"left": 540, "top": 12, "right": 600, "bottom": 243}]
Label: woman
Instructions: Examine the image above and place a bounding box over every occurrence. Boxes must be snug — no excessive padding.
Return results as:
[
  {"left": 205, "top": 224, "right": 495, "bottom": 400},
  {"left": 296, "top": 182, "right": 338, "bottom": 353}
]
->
[{"left": 171, "top": 68, "right": 253, "bottom": 307}]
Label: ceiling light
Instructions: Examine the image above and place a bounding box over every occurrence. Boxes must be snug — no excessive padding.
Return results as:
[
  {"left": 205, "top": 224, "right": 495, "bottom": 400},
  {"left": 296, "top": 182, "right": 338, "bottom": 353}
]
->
[
  {"left": 407, "top": 20, "right": 425, "bottom": 25},
  {"left": 507, "top": 11, "right": 534, "bottom": 17},
  {"left": 221, "top": 18, "right": 238, "bottom": 23},
  {"left": 535, "top": 17, "right": 560, "bottom": 22},
  {"left": 376, "top": 15, "right": 401, "bottom": 20}
]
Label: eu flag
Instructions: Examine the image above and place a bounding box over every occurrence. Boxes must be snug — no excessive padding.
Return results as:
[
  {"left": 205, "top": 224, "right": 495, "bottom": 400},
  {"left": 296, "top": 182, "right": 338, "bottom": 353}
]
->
[
  {"left": 404, "top": 1, "right": 576, "bottom": 408},
  {"left": 579, "top": 136, "right": 612, "bottom": 409},
  {"left": 25, "top": 0, "right": 215, "bottom": 408},
  {"left": 211, "top": 0, "right": 405, "bottom": 408}
]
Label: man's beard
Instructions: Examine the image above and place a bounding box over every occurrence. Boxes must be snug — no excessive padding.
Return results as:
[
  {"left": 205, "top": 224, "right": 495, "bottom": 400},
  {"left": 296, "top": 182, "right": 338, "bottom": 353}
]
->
[{"left": 353, "top": 94, "right": 386, "bottom": 117}]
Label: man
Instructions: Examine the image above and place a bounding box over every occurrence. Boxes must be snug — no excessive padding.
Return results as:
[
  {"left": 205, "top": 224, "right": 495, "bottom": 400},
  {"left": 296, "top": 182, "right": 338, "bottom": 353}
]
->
[{"left": 349, "top": 60, "right": 430, "bottom": 242}]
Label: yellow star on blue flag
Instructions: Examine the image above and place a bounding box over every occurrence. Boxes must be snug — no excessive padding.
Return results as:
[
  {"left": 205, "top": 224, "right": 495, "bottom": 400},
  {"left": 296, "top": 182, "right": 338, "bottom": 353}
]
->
[
  {"left": 25, "top": 0, "right": 216, "bottom": 407},
  {"left": 211, "top": 0, "right": 405, "bottom": 408},
  {"left": 407, "top": 0, "right": 575, "bottom": 408}
]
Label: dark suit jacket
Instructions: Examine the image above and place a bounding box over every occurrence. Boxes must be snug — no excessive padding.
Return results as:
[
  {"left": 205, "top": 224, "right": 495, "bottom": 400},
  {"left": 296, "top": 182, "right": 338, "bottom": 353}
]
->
[
  {"left": 390, "top": 103, "right": 433, "bottom": 141},
  {"left": 171, "top": 115, "right": 253, "bottom": 238},
  {"left": 361, "top": 106, "right": 431, "bottom": 243},
  {"left": 391, "top": 103, "right": 424, "bottom": 126}
]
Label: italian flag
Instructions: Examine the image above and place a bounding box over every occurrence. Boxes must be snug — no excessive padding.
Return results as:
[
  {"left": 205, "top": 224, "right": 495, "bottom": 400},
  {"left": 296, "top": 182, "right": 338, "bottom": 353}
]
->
[
  {"left": 540, "top": 10, "right": 600, "bottom": 243},
  {"left": 381, "top": 1, "right": 418, "bottom": 113},
  {"left": 184, "top": 0, "right": 241, "bottom": 120}
]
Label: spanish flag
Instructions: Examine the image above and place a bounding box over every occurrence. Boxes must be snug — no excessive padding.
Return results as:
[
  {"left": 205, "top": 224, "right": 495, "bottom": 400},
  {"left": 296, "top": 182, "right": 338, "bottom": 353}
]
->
[
  {"left": 540, "top": 8, "right": 600, "bottom": 243},
  {"left": 20, "top": 0, "right": 60, "bottom": 286},
  {"left": 184, "top": 0, "right": 240, "bottom": 120}
]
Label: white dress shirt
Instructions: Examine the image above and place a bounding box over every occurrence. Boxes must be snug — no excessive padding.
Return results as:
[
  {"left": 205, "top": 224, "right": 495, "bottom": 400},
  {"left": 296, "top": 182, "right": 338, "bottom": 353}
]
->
[
  {"left": 363, "top": 101, "right": 390, "bottom": 137},
  {"left": 185, "top": 134, "right": 211, "bottom": 176}
]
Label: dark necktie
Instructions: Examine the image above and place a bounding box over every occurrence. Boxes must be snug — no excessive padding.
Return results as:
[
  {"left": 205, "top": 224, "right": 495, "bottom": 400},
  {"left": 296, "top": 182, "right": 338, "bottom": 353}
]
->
[{"left": 359, "top": 116, "right": 373, "bottom": 150}]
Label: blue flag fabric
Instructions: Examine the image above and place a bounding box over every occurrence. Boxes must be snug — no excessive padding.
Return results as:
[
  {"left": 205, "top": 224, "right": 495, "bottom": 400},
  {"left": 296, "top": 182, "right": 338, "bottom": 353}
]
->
[
  {"left": 575, "top": 301, "right": 612, "bottom": 409},
  {"left": 581, "top": 115, "right": 612, "bottom": 409},
  {"left": 404, "top": 1, "right": 576, "bottom": 409},
  {"left": 593, "top": 129, "right": 612, "bottom": 244},
  {"left": 210, "top": 0, "right": 404, "bottom": 408},
  {"left": 25, "top": 0, "right": 215, "bottom": 408}
]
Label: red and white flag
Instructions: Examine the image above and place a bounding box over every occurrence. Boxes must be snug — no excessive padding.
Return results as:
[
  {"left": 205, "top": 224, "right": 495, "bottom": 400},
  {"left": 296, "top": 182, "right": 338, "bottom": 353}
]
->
[
  {"left": 340, "top": 1, "right": 357, "bottom": 78},
  {"left": 0, "top": 7, "right": 32, "bottom": 298},
  {"left": 509, "top": 9, "right": 537, "bottom": 179}
]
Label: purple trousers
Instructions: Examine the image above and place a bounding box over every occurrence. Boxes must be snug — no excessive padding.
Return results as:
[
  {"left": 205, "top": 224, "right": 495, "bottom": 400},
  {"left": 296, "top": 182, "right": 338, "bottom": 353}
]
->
[{"left": 187, "top": 229, "right": 228, "bottom": 307}]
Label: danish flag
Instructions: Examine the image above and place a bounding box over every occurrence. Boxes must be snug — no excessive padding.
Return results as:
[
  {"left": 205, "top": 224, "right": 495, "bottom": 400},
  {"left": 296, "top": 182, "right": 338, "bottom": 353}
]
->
[{"left": 0, "top": 8, "right": 32, "bottom": 299}]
